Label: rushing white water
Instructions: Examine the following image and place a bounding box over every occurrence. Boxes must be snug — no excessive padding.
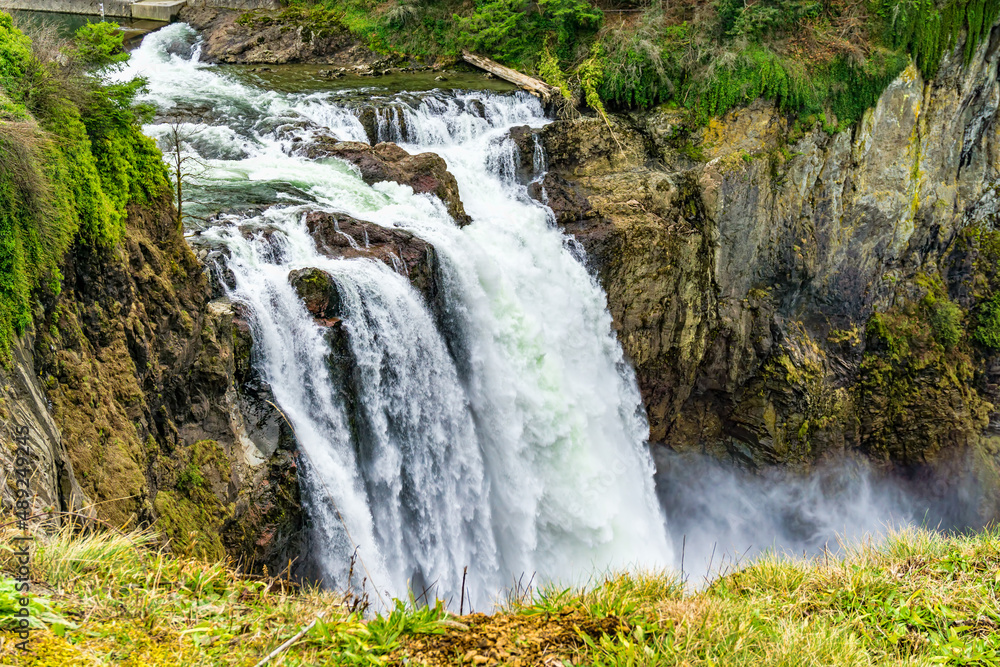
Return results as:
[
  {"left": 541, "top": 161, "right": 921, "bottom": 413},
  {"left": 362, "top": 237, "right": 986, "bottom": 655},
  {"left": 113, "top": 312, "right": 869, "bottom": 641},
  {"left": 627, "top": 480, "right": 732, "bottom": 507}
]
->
[{"left": 124, "top": 23, "right": 672, "bottom": 608}]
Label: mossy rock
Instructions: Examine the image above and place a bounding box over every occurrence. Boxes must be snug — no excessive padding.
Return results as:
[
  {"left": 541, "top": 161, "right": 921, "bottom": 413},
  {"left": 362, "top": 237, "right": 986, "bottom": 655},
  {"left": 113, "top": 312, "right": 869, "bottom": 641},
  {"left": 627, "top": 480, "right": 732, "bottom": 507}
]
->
[
  {"left": 288, "top": 267, "right": 340, "bottom": 322},
  {"left": 153, "top": 489, "right": 226, "bottom": 561},
  {"left": 152, "top": 439, "right": 232, "bottom": 560}
]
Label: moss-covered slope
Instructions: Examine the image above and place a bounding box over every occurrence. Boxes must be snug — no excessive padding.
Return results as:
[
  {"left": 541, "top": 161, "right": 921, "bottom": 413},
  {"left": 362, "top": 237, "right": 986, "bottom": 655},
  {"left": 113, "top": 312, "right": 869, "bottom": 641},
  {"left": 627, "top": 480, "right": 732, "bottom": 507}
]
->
[{"left": 0, "top": 14, "right": 306, "bottom": 576}]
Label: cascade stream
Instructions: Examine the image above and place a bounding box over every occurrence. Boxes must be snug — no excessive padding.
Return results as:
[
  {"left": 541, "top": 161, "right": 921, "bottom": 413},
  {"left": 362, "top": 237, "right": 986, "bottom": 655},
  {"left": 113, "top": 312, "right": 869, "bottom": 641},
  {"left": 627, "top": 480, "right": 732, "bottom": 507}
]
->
[{"left": 122, "top": 24, "right": 672, "bottom": 608}]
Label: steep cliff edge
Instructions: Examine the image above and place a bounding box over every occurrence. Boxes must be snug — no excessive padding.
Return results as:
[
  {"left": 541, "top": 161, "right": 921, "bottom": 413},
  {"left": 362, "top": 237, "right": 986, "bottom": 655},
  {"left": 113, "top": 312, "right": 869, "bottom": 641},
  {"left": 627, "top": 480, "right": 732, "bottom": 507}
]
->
[
  {"left": 515, "top": 28, "right": 1000, "bottom": 515},
  {"left": 0, "top": 14, "right": 305, "bottom": 576},
  {"left": 28, "top": 193, "right": 307, "bottom": 570}
]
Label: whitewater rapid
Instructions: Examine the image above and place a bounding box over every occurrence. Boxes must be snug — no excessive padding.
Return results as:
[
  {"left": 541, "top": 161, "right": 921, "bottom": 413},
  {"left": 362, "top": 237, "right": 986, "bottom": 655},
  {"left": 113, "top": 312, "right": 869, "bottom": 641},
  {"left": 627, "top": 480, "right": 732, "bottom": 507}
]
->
[{"left": 122, "top": 23, "right": 672, "bottom": 608}]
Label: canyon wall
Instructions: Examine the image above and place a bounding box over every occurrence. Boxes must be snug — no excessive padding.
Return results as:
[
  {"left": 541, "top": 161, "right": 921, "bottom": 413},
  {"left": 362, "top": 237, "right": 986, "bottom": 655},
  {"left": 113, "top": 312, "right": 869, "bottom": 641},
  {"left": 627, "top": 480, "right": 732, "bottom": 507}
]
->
[{"left": 513, "top": 28, "right": 1000, "bottom": 518}]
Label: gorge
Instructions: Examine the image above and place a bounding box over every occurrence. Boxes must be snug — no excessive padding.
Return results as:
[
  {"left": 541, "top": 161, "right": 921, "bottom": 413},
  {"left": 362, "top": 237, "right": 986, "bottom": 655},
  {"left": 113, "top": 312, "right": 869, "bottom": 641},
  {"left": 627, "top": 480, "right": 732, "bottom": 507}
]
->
[{"left": 4, "top": 4, "right": 1000, "bottom": 620}]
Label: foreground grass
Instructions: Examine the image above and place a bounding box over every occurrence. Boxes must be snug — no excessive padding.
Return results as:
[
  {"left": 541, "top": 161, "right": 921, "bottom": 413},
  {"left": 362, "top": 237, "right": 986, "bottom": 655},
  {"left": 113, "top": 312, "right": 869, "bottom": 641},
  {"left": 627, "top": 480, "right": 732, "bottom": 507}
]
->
[{"left": 1, "top": 525, "right": 998, "bottom": 665}]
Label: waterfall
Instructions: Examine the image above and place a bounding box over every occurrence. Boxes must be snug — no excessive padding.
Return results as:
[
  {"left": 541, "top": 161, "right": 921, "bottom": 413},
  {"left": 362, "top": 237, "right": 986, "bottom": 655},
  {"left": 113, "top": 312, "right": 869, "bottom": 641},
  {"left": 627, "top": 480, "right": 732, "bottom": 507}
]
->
[{"left": 125, "top": 23, "right": 672, "bottom": 608}]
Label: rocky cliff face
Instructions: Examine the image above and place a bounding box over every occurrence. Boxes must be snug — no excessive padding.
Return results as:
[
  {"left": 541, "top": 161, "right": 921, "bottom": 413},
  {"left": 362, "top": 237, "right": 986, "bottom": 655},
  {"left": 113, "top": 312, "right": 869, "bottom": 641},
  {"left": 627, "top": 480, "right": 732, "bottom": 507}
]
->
[
  {"left": 180, "top": 6, "right": 385, "bottom": 67},
  {"left": 512, "top": 28, "right": 1000, "bottom": 517},
  {"left": 0, "top": 193, "right": 306, "bottom": 575},
  {"left": 0, "top": 335, "right": 88, "bottom": 522}
]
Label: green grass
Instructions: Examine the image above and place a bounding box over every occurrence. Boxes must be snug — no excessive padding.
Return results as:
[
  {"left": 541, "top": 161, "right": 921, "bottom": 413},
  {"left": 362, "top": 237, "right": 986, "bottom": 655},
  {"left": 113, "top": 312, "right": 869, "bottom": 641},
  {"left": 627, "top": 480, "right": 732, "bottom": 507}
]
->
[{"left": 2, "top": 522, "right": 998, "bottom": 665}]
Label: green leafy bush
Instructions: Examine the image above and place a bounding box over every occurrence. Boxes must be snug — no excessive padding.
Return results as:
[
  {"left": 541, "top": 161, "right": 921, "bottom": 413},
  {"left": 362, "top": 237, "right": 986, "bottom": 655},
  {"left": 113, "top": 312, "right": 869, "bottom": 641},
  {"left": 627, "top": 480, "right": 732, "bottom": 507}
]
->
[
  {"left": 455, "top": 0, "right": 602, "bottom": 64},
  {"left": 72, "top": 21, "right": 129, "bottom": 69},
  {"left": 0, "top": 14, "right": 168, "bottom": 361},
  {"left": 0, "top": 13, "right": 31, "bottom": 119},
  {"left": 598, "top": 7, "right": 684, "bottom": 109}
]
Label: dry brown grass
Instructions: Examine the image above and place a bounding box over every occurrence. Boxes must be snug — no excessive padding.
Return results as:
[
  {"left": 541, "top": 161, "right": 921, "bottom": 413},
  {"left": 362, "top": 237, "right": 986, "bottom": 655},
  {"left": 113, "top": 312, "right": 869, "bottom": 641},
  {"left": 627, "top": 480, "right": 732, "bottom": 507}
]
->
[{"left": 0, "top": 120, "right": 51, "bottom": 219}]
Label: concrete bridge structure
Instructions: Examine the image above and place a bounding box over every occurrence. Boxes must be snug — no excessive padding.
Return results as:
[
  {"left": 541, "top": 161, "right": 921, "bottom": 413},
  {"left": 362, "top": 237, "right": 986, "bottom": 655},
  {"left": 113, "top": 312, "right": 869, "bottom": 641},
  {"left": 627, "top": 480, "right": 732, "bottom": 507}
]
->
[{"left": 0, "top": 0, "right": 279, "bottom": 21}]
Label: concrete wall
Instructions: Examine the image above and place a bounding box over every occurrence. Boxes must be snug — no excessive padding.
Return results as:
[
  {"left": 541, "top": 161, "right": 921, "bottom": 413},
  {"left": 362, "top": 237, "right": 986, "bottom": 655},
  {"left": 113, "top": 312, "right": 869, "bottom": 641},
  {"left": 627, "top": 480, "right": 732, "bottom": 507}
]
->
[
  {"left": 1, "top": 0, "right": 134, "bottom": 17},
  {"left": 1, "top": 0, "right": 279, "bottom": 18},
  {"left": 186, "top": 0, "right": 280, "bottom": 9}
]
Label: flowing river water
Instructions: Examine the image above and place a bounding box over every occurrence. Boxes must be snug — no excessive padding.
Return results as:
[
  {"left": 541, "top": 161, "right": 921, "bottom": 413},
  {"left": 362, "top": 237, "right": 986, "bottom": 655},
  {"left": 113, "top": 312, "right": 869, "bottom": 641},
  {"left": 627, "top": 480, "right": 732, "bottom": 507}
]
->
[{"left": 120, "top": 24, "right": 673, "bottom": 608}]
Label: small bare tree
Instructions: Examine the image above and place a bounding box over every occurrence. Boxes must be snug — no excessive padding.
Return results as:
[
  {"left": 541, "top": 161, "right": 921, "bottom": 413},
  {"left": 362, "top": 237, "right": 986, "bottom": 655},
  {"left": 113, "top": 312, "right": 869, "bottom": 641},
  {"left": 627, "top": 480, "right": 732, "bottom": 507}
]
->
[{"left": 162, "top": 118, "right": 209, "bottom": 230}]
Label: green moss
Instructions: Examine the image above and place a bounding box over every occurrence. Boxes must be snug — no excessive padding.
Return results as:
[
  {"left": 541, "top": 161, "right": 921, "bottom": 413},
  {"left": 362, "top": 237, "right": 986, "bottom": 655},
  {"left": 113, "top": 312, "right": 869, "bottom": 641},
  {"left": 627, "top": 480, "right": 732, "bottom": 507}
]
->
[
  {"left": 973, "top": 293, "right": 1000, "bottom": 349},
  {"left": 238, "top": 5, "right": 347, "bottom": 39},
  {"left": 858, "top": 295, "right": 988, "bottom": 463},
  {"left": 154, "top": 440, "right": 231, "bottom": 561},
  {"left": 0, "top": 13, "right": 31, "bottom": 118},
  {"left": 153, "top": 490, "right": 226, "bottom": 561},
  {"left": 924, "top": 295, "right": 963, "bottom": 350}
]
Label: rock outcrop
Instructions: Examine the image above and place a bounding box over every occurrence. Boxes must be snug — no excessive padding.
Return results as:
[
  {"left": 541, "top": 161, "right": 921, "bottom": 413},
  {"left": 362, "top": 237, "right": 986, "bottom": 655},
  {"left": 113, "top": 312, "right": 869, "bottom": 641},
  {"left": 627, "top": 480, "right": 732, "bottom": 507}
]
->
[
  {"left": 518, "top": 33, "right": 1000, "bottom": 517},
  {"left": 309, "top": 140, "right": 472, "bottom": 226},
  {"left": 13, "top": 194, "right": 307, "bottom": 576},
  {"left": 289, "top": 268, "right": 342, "bottom": 327},
  {"left": 306, "top": 211, "right": 439, "bottom": 300},
  {"left": 0, "top": 335, "right": 89, "bottom": 522},
  {"left": 179, "top": 6, "right": 385, "bottom": 67}
]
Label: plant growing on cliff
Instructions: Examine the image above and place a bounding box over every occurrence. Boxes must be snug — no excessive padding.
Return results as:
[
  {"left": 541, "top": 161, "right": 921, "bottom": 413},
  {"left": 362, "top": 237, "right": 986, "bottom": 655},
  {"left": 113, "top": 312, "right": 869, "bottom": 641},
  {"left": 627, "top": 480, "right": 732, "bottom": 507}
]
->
[
  {"left": 456, "top": 0, "right": 603, "bottom": 64},
  {"left": 973, "top": 293, "right": 1000, "bottom": 350},
  {"left": 0, "top": 13, "right": 168, "bottom": 361},
  {"left": 926, "top": 295, "right": 963, "bottom": 350},
  {"left": 538, "top": 44, "right": 572, "bottom": 100},
  {"left": 879, "top": 0, "right": 1000, "bottom": 78}
]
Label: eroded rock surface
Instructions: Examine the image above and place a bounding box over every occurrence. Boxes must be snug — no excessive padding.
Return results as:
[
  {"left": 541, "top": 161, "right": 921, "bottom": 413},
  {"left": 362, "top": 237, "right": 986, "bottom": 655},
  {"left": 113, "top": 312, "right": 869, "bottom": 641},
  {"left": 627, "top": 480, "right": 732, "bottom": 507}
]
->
[
  {"left": 12, "top": 194, "right": 307, "bottom": 577},
  {"left": 306, "top": 211, "right": 439, "bottom": 300},
  {"left": 310, "top": 140, "right": 472, "bottom": 226},
  {"left": 289, "top": 268, "right": 342, "bottom": 327},
  {"left": 0, "top": 334, "right": 89, "bottom": 522},
  {"left": 180, "top": 7, "right": 385, "bottom": 67},
  {"left": 525, "top": 36, "right": 1000, "bottom": 517}
]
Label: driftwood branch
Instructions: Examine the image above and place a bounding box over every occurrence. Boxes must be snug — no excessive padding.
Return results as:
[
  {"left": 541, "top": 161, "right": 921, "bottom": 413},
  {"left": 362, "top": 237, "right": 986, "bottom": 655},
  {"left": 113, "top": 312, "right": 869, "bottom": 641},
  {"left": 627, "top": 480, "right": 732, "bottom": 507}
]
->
[
  {"left": 461, "top": 51, "right": 562, "bottom": 104},
  {"left": 253, "top": 612, "right": 326, "bottom": 667}
]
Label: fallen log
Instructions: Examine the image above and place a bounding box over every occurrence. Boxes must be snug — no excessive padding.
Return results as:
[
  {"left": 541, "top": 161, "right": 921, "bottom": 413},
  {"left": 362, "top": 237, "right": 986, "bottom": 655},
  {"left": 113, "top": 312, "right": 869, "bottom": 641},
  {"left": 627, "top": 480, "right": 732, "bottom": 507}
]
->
[{"left": 461, "top": 51, "right": 563, "bottom": 104}]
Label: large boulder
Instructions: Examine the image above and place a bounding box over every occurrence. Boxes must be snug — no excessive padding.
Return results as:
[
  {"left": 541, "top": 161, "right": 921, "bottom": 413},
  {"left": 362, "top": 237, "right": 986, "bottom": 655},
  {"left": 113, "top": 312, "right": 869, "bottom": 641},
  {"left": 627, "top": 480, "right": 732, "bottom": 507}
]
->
[
  {"left": 305, "top": 211, "right": 438, "bottom": 301},
  {"left": 308, "top": 141, "right": 472, "bottom": 226},
  {"left": 288, "top": 268, "right": 341, "bottom": 327},
  {"left": 179, "top": 6, "right": 388, "bottom": 67}
]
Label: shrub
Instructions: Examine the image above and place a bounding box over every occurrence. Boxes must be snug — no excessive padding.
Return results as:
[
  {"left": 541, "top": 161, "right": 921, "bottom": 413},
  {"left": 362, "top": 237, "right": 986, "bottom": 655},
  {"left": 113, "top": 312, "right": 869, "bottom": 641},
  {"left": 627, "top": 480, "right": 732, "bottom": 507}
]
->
[
  {"left": 0, "top": 13, "right": 168, "bottom": 361},
  {"left": 456, "top": 0, "right": 602, "bottom": 65},
  {"left": 72, "top": 21, "right": 129, "bottom": 69},
  {"left": 716, "top": 0, "right": 822, "bottom": 40},
  {"left": 0, "top": 13, "right": 31, "bottom": 118}
]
